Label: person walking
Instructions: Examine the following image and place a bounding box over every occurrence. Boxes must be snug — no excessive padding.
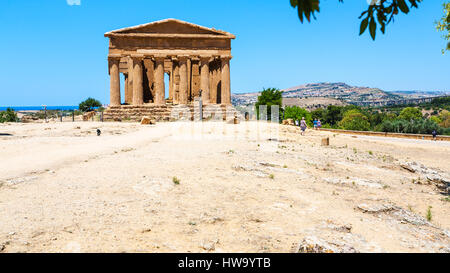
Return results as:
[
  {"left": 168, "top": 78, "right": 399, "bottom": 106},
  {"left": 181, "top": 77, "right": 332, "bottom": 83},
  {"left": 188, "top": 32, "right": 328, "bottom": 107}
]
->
[
  {"left": 317, "top": 119, "right": 322, "bottom": 130},
  {"left": 432, "top": 129, "right": 437, "bottom": 141},
  {"left": 313, "top": 119, "right": 318, "bottom": 130},
  {"left": 300, "top": 117, "right": 307, "bottom": 136}
]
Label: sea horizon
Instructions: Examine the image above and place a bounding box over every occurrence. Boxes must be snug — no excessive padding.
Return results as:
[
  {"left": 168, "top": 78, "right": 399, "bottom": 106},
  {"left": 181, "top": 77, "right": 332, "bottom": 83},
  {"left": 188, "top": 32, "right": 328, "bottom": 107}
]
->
[{"left": 0, "top": 106, "right": 79, "bottom": 111}]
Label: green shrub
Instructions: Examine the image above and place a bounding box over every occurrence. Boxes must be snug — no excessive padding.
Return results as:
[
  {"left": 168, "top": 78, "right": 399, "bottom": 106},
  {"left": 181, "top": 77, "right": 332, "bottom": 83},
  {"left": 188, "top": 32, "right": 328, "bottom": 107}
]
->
[
  {"left": 172, "top": 177, "right": 180, "bottom": 185},
  {"left": 0, "top": 108, "right": 19, "bottom": 123},
  {"left": 426, "top": 206, "right": 432, "bottom": 222}
]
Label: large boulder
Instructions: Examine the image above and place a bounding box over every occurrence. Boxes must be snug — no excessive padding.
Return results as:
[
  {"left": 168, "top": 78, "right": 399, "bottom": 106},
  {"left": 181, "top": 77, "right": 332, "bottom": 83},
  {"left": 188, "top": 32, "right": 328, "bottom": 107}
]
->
[{"left": 141, "top": 116, "right": 155, "bottom": 125}]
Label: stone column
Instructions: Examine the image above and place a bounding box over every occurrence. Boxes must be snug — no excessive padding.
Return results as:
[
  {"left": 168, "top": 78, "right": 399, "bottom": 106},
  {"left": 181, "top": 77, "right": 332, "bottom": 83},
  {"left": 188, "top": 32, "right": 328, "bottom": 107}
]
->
[
  {"left": 169, "top": 61, "right": 174, "bottom": 101},
  {"left": 143, "top": 58, "right": 155, "bottom": 102},
  {"left": 212, "top": 60, "right": 219, "bottom": 103},
  {"left": 187, "top": 58, "right": 192, "bottom": 101},
  {"left": 126, "top": 57, "right": 134, "bottom": 104},
  {"left": 178, "top": 56, "right": 188, "bottom": 105},
  {"left": 209, "top": 64, "right": 215, "bottom": 103},
  {"left": 109, "top": 57, "right": 121, "bottom": 106},
  {"left": 200, "top": 56, "right": 211, "bottom": 104},
  {"left": 173, "top": 61, "right": 180, "bottom": 104},
  {"left": 132, "top": 57, "right": 144, "bottom": 105},
  {"left": 221, "top": 56, "right": 231, "bottom": 105},
  {"left": 154, "top": 56, "right": 165, "bottom": 105}
]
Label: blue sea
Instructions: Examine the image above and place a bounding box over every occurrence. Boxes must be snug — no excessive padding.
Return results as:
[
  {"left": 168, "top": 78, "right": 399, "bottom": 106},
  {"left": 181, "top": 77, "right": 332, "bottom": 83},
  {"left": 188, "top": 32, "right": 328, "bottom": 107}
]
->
[{"left": 0, "top": 106, "right": 79, "bottom": 111}]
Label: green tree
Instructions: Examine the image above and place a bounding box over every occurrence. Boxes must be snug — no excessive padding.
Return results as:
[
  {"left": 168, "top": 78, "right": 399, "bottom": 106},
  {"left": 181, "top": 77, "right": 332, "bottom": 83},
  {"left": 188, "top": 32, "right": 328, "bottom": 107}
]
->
[
  {"left": 436, "top": 1, "right": 450, "bottom": 54},
  {"left": 338, "top": 109, "right": 371, "bottom": 131},
  {"left": 290, "top": 0, "right": 423, "bottom": 40},
  {"left": 439, "top": 110, "right": 450, "bottom": 128},
  {"left": 311, "top": 108, "right": 325, "bottom": 121},
  {"left": 0, "top": 108, "right": 18, "bottom": 123},
  {"left": 430, "top": 115, "right": 442, "bottom": 125},
  {"left": 79, "top": 98, "right": 102, "bottom": 112},
  {"left": 385, "top": 112, "right": 398, "bottom": 121},
  {"left": 255, "top": 88, "right": 283, "bottom": 121},
  {"left": 368, "top": 111, "right": 385, "bottom": 128},
  {"left": 324, "top": 105, "right": 343, "bottom": 126},
  {"left": 381, "top": 119, "right": 442, "bottom": 134},
  {"left": 398, "top": 107, "right": 422, "bottom": 120},
  {"left": 284, "top": 106, "right": 312, "bottom": 125}
]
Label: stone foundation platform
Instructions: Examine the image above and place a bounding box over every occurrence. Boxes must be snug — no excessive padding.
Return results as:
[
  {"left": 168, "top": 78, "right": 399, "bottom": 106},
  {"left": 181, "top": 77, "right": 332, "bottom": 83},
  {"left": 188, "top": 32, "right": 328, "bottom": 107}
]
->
[{"left": 103, "top": 104, "right": 242, "bottom": 122}]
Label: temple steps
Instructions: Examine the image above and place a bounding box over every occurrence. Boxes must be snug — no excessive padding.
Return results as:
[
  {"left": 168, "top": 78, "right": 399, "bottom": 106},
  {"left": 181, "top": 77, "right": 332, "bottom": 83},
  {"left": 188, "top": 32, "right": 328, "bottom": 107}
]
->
[{"left": 103, "top": 104, "right": 241, "bottom": 122}]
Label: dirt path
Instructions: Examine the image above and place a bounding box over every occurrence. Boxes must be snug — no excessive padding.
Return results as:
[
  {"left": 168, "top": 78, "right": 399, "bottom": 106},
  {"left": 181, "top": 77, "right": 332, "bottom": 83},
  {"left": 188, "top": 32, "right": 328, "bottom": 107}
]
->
[{"left": 0, "top": 122, "right": 449, "bottom": 253}]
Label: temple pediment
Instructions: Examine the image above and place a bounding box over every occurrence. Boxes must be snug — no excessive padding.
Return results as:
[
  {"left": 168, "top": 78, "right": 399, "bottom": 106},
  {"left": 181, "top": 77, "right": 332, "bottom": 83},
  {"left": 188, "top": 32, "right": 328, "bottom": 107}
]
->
[{"left": 105, "top": 18, "right": 235, "bottom": 39}]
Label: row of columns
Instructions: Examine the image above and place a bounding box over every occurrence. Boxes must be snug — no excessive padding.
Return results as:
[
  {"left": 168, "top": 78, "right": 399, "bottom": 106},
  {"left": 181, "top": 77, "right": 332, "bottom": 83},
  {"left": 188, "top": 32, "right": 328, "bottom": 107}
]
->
[{"left": 109, "top": 55, "right": 231, "bottom": 106}]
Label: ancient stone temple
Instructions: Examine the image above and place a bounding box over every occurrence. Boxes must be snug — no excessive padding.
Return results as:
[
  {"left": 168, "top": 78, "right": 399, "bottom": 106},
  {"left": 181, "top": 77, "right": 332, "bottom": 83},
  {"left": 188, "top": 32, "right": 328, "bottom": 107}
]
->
[{"left": 103, "top": 19, "right": 236, "bottom": 121}]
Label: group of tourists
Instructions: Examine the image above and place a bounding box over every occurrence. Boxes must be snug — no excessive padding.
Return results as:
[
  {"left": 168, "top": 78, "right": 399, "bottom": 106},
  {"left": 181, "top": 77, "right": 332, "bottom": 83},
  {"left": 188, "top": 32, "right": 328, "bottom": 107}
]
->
[
  {"left": 294, "top": 118, "right": 322, "bottom": 136},
  {"left": 313, "top": 119, "right": 322, "bottom": 130}
]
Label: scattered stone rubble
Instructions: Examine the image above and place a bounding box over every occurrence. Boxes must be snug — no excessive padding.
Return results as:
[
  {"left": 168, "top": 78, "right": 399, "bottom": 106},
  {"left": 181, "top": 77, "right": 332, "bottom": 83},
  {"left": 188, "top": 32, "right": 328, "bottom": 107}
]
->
[
  {"left": 232, "top": 164, "right": 269, "bottom": 178},
  {"left": 356, "top": 202, "right": 450, "bottom": 252},
  {"left": 323, "top": 177, "right": 383, "bottom": 189},
  {"left": 400, "top": 162, "right": 450, "bottom": 194},
  {"left": 3, "top": 176, "right": 38, "bottom": 186},
  {"left": 199, "top": 239, "right": 219, "bottom": 252},
  {"left": 294, "top": 220, "right": 381, "bottom": 253},
  {"left": 296, "top": 236, "right": 339, "bottom": 253},
  {"left": 232, "top": 161, "right": 308, "bottom": 179},
  {"left": 356, "top": 203, "right": 430, "bottom": 226}
]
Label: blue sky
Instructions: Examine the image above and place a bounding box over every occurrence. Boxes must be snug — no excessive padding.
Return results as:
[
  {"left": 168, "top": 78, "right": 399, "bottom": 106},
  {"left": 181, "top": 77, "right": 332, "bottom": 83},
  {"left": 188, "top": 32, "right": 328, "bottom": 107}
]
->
[{"left": 0, "top": 0, "right": 449, "bottom": 106}]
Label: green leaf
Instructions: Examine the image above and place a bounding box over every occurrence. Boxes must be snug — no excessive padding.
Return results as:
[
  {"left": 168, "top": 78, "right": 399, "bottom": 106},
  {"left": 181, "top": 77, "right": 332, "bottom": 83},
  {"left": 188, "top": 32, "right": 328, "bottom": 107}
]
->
[
  {"left": 297, "top": 7, "right": 304, "bottom": 23},
  {"left": 360, "top": 17, "right": 369, "bottom": 35},
  {"left": 369, "top": 17, "right": 376, "bottom": 40},
  {"left": 397, "top": 0, "right": 410, "bottom": 14}
]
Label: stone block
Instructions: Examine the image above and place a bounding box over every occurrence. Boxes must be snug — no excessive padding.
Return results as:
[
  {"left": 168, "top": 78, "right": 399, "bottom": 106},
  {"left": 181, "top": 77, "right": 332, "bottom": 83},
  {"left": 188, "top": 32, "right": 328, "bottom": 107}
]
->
[
  {"left": 82, "top": 111, "right": 95, "bottom": 121},
  {"left": 140, "top": 116, "right": 155, "bottom": 125},
  {"left": 282, "top": 119, "right": 294, "bottom": 126}
]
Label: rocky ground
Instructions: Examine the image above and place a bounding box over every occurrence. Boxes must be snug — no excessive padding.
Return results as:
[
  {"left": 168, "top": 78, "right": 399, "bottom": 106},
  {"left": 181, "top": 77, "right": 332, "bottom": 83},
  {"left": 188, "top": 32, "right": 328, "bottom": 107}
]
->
[{"left": 0, "top": 121, "right": 449, "bottom": 253}]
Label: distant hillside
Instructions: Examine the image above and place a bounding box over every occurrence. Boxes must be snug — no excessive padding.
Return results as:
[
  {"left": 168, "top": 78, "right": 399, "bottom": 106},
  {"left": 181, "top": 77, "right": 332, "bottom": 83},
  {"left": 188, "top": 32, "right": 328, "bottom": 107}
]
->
[
  {"left": 389, "top": 90, "right": 450, "bottom": 98},
  {"left": 282, "top": 97, "right": 348, "bottom": 111},
  {"left": 231, "top": 82, "right": 443, "bottom": 106}
]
